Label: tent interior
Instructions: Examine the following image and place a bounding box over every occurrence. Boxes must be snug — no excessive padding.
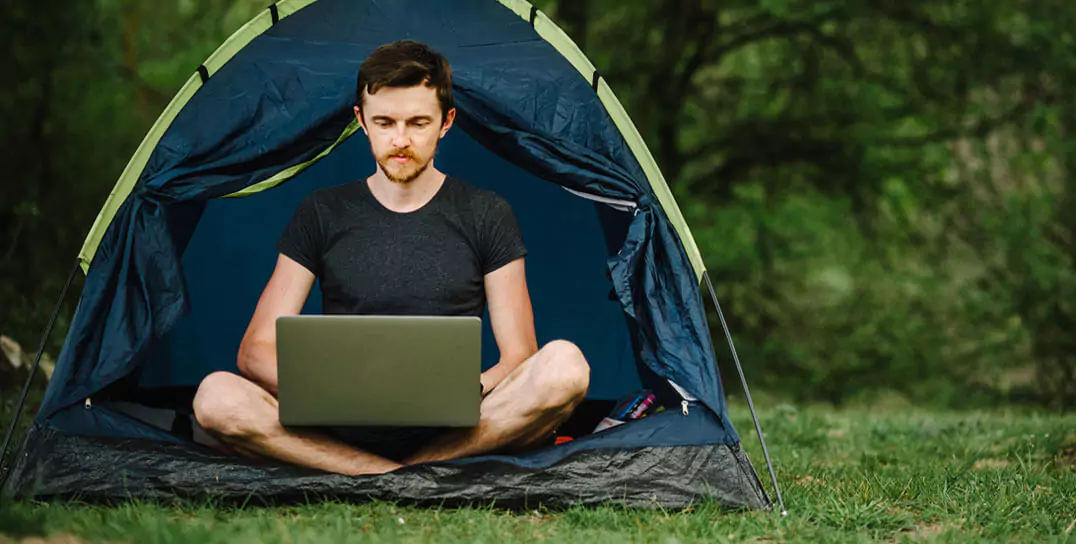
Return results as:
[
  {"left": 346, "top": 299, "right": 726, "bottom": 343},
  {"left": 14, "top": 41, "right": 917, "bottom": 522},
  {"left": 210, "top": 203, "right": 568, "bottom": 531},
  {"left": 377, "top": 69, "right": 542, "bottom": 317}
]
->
[{"left": 100, "top": 123, "right": 670, "bottom": 438}]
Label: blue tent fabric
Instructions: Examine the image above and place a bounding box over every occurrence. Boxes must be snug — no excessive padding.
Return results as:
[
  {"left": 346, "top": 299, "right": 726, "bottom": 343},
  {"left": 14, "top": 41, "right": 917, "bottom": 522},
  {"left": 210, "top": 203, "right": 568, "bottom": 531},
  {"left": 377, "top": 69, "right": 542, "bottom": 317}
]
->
[
  {"left": 453, "top": 99, "right": 731, "bottom": 421},
  {"left": 10, "top": 0, "right": 765, "bottom": 509}
]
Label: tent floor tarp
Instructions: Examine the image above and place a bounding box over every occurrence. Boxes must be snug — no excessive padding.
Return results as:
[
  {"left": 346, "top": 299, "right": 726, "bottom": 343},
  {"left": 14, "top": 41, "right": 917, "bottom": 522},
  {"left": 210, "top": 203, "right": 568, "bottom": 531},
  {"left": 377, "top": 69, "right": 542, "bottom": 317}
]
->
[{"left": 4, "top": 410, "right": 770, "bottom": 510}]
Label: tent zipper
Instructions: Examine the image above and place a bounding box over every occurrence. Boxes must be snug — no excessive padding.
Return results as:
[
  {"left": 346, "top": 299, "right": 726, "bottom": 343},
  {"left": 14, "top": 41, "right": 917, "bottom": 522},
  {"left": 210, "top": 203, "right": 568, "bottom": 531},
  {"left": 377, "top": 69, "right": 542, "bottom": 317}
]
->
[
  {"left": 562, "top": 187, "right": 638, "bottom": 214},
  {"left": 667, "top": 380, "right": 698, "bottom": 415}
]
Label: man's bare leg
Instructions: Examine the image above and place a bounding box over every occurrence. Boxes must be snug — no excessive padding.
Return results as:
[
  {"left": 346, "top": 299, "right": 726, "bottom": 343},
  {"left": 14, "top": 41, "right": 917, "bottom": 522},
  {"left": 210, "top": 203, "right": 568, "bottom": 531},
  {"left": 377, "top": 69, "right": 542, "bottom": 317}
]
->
[
  {"left": 193, "top": 371, "right": 401, "bottom": 476},
  {"left": 406, "top": 339, "right": 590, "bottom": 464}
]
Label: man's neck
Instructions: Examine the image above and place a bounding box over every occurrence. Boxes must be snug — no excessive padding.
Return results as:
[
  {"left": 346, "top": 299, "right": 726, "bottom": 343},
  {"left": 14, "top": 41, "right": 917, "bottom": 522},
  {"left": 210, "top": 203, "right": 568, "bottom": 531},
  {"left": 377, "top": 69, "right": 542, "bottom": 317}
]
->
[{"left": 366, "top": 166, "right": 446, "bottom": 213}]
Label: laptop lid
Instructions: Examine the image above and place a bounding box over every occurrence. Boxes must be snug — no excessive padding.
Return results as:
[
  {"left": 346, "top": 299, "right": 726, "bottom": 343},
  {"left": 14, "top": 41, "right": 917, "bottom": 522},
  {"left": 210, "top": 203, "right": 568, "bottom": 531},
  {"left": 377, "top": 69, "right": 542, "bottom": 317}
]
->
[{"left": 276, "top": 315, "right": 481, "bottom": 427}]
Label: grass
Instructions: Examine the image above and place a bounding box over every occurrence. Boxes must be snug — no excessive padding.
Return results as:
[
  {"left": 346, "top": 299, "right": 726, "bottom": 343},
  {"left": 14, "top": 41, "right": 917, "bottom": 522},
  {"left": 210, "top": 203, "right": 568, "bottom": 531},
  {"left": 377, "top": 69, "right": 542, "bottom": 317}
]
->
[{"left": 1, "top": 393, "right": 1074, "bottom": 543}]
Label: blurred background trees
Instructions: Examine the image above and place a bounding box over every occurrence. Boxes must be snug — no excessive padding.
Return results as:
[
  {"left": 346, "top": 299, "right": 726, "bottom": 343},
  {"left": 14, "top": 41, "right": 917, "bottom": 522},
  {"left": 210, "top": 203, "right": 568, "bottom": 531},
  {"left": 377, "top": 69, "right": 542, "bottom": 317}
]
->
[
  {"left": 2, "top": 0, "right": 1073, "bottom": 409},
  {"left": 1, "top": 0, "right": 269, "bottom": 369}
]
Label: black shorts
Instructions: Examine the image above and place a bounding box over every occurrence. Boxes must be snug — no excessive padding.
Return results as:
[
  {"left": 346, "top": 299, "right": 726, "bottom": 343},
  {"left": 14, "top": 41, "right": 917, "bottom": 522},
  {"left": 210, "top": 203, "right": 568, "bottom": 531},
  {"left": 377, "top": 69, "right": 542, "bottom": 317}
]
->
[{"left": 323, "top": 426, "right": 447, "bottom": 462}]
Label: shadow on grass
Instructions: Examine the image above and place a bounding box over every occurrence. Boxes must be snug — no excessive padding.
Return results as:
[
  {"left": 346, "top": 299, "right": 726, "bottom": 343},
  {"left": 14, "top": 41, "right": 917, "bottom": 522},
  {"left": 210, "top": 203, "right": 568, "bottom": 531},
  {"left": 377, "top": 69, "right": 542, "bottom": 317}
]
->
[{"left": 0, "top": 500, "right": 48, "bottom": 538}]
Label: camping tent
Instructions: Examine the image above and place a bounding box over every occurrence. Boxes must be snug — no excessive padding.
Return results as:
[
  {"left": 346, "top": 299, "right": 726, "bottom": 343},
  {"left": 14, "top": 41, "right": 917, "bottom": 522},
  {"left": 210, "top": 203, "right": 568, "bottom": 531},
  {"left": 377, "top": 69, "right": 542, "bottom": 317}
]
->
[{"left": 2, "top": 0, "right": 778, "bottom": 509}]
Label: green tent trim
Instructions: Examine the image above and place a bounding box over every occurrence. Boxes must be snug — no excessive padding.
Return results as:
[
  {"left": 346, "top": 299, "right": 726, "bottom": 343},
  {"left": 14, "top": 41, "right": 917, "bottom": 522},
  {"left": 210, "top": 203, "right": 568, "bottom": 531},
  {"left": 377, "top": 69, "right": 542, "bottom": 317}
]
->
[
  {"left": 223, "top": 119, "right": 362, "bottom": 199},
  {"left": 77, "top": 0, "right": 705, "bottom": 279}
]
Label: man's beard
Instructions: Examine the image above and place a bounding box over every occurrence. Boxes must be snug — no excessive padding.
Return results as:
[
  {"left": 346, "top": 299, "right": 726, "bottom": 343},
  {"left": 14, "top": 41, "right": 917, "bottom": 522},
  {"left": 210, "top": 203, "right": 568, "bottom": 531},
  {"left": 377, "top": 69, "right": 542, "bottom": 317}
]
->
[{"left": 378, "top": 148, "right": 432, "bottom": 185}]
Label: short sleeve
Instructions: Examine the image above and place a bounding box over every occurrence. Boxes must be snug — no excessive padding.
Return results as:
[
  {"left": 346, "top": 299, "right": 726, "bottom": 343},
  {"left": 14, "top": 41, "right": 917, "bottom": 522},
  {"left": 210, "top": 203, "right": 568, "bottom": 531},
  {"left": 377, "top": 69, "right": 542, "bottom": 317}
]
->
[
  {"left": 275, "top": 193, "right": 324, "bottom": 275},
  {"left": 480, "top": 196, "right": 527, "bottom": 275}
]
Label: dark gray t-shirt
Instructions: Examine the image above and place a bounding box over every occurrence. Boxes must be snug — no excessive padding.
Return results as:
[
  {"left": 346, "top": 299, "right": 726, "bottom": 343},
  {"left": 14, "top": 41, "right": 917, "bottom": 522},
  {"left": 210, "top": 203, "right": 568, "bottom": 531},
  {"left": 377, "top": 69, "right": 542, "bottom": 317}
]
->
[{"left": 276, "top": 176, "right": 527, "bottom": 317}]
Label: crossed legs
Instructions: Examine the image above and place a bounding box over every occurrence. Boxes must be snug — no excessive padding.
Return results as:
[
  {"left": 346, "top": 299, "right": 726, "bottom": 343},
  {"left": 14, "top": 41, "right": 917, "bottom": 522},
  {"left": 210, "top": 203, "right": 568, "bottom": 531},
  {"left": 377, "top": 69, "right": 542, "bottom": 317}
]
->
[{"left": 192, "top": 340, "right": 589, "bottom": 476}]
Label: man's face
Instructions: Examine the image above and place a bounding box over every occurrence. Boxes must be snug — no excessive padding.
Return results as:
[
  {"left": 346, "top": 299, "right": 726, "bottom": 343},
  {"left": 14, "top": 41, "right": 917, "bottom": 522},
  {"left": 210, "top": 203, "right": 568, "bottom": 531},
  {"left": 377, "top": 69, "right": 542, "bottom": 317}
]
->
[{"left": 355, "top": 85, "right": 454, "bottom": 184}]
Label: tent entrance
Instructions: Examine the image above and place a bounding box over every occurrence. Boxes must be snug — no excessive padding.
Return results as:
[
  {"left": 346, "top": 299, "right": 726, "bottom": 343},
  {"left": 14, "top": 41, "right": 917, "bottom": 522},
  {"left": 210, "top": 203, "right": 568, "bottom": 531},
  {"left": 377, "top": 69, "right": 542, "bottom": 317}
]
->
[{"left": 131, "top": 123, "right": 649, "bottom": 404}]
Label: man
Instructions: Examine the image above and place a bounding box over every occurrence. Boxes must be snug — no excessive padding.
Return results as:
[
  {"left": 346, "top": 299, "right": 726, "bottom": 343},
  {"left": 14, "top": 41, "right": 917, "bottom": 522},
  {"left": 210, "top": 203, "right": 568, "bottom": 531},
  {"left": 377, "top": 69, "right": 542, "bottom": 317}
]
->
[{"left": 192, "top": 41, "right": 590, "bottom": 476}]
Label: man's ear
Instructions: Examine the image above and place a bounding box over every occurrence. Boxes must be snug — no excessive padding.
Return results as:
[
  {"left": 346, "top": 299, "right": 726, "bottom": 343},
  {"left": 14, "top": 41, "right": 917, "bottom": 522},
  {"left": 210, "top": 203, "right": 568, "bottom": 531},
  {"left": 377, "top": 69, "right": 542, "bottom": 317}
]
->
[
  {"left": 440, "top": 108, "right": 456, "bottom": 138},
  {"left": 353, "top": 105, "right": 367, "bottom": 135}
]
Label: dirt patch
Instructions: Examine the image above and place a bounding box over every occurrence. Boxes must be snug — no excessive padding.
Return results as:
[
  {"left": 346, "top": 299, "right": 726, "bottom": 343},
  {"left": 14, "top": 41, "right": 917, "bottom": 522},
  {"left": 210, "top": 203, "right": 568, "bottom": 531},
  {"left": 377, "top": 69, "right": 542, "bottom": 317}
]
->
[
  {"left": 795, "top": 475, "right": 828, "bottom": 487},
  {"left": 971, "top": 458, "right": 1010, "bottom": 470},
  {"left": 905, "top": 523, "right": 946, "bottom": 540},
  {"left": 0, "top": 535, "right": 90, "bottom": 544},
  {"left": 892, "top": 522, "right": 965, "bottom": 542}
]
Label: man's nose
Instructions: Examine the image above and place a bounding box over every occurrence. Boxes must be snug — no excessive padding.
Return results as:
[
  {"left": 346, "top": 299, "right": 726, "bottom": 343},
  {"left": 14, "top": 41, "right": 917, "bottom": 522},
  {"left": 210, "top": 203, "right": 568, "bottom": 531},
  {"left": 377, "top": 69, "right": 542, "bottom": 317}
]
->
[{"left": 392, "top": 125, "right": 411, "bottom": 148}]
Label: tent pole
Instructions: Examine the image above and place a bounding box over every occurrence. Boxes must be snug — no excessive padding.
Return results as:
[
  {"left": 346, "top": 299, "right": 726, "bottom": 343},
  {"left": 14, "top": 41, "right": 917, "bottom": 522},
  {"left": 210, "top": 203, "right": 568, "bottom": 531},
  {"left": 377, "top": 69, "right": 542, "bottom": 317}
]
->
[
  {"left": 702, "top": 271, "right": 786, "bottom": 516},
  {"left": 0, "top": 258, "right": 80, "bottom": 490}
]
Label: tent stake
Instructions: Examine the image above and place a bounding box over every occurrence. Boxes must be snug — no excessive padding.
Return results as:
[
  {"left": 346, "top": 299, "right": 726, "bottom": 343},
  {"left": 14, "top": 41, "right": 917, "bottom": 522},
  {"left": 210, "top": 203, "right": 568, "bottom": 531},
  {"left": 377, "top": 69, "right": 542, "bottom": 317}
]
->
[
  {"left": 703, "top": 271, "right": 786, "bottom": 516},
  {"left": 0, "top": 258, "right": 80, "bottom": 491}
]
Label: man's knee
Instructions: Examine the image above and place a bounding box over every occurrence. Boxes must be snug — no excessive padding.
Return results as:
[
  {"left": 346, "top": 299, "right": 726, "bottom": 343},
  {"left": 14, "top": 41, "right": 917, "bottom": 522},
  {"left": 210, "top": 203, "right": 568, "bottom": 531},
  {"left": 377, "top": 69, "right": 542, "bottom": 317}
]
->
[
  {"left": 193, "top": 371, "right": 259, "bottom": 438},
  {"left": 535, "top": 340, "right": 590, "bottom": 404}
]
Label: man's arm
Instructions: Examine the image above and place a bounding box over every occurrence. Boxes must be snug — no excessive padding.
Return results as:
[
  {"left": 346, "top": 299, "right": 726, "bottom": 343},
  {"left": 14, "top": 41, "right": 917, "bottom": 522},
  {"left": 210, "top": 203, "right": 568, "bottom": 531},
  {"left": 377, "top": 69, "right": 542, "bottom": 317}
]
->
[
  {"left": 481, "top": 257, "right": 538, "bottom": 396},
  {"left": 237, "top": 254, "right": 316, "bottom": 394}
]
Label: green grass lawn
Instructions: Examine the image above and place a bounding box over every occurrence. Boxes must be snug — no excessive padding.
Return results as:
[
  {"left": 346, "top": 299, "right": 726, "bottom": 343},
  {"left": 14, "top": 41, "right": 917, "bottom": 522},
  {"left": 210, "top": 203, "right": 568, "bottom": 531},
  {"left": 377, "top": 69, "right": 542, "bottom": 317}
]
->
[{"left": 1, "top": 398, "right": 1074, "bottom": 543}]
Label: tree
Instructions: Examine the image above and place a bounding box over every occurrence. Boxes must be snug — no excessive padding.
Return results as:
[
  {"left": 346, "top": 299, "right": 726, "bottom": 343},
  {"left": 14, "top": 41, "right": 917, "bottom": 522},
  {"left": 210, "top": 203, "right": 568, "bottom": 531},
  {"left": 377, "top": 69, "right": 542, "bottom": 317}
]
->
[{"left": 539, "top": 0, "right": 1076, "bottom": 407}]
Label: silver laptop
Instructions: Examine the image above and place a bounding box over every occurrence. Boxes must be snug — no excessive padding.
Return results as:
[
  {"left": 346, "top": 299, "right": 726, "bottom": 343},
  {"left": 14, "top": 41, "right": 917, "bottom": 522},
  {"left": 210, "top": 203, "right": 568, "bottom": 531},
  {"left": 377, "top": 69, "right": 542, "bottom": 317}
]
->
[{"left": 276, "top": 315, "right": 481, "bottom": 427}]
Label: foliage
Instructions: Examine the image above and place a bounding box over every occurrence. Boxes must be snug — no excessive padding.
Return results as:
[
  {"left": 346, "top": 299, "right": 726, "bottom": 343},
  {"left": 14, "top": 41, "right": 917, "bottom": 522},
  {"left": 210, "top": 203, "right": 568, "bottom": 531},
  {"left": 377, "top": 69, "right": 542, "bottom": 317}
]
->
[
  {"left": 1, "top": 404, "right": 1074, "bottom": 542},
  {"left": 537, "top": 0, "right": 1076, "bottom": 409}
]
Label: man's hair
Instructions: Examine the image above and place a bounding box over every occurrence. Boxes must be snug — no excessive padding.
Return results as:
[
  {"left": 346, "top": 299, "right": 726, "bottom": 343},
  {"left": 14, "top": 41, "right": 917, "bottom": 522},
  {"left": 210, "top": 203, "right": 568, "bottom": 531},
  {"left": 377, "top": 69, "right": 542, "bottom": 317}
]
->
[{"left": 355, "top": 40, "right": 453, "bottom": 122}]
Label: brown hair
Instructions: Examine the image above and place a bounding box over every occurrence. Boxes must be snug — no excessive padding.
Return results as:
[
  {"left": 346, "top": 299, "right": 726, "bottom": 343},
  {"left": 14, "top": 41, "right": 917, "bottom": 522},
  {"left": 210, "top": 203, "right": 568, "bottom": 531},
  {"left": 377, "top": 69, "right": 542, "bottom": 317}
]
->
[{"left": 355, "top": 40, "right": 453, "bottom": 123}]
